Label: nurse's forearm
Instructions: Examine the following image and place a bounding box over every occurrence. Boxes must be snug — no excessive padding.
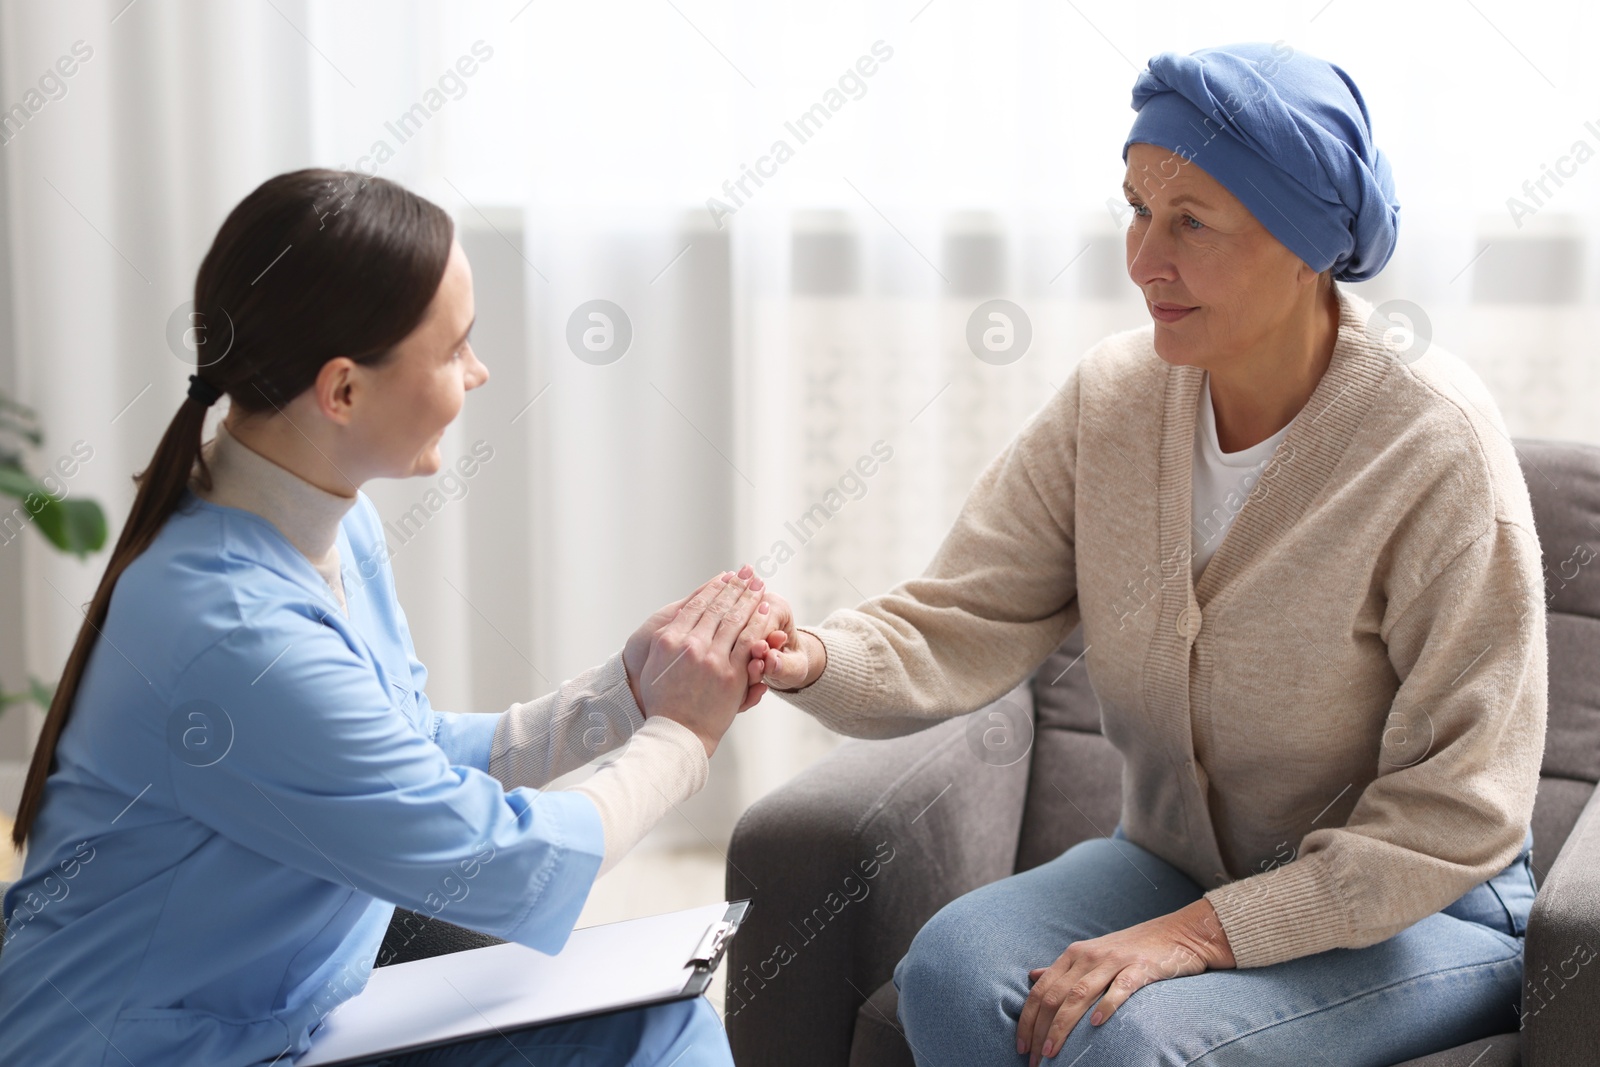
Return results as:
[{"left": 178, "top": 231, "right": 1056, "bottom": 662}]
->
[
  {"left": 488, "top": 652, "right": 644, "bottom": 789},
  {"left": 560, "top": 716, "right": 709, "bottom": 877}
]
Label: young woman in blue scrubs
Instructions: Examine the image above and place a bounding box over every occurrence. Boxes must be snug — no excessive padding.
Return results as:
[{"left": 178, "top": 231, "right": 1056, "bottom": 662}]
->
[{"left": 0, "top": 169, "right": 774, "bottom": 1066}]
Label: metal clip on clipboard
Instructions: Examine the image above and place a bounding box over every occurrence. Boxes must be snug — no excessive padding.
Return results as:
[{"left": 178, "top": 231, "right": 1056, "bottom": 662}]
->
[{"left": 682, "top": 900, "right": 751, "bottom": 995}]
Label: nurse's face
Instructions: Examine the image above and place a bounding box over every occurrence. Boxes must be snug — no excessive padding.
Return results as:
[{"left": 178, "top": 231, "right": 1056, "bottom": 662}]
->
[
  {"left": 1122, "top": 142, "right": 1324, "bottom": 369},
  {"left": 354, "top": 239, "right": 489, "bottom": 479}
]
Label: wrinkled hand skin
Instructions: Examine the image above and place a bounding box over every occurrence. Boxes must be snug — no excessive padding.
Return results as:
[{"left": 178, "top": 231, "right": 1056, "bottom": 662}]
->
[
  {"left": 745, "top": 588, "right": 822, "bottom": 691},
  {"left": 1018, "top": 897, "right": 1235, "bottom": 1065}
]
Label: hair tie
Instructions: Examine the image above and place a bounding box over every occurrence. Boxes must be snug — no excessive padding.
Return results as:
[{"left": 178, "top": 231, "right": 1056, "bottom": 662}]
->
[{"left": 187, "top": 373, "right": 223, "bottom": 407}]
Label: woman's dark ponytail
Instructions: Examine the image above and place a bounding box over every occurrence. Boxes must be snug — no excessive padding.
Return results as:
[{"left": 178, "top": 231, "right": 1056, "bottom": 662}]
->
[{"left": 11, "top": 169, "right": 453, "bottom": 850}]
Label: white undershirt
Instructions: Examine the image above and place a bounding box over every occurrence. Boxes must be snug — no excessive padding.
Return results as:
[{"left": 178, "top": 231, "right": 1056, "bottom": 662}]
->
[
  {"left": 194, "top": 420, "right": 354, "bottom": 617},
  {"left": 1191, "top": 371, "right": 1296, "bottom": 582}
]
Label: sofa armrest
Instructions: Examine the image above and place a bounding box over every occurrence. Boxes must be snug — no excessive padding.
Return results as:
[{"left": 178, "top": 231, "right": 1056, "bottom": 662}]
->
[
  {"left": 1522, "top": 781, "right": 1600, "bottom": 1066},
  {"left": 725, "top": 684, "right": 1034, "bottom": 1067}
]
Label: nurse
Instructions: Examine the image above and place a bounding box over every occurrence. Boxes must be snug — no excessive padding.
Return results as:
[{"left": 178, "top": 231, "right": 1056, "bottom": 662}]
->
[{"left": 0, "top": 168, "right": 769, "bottom": 1066}]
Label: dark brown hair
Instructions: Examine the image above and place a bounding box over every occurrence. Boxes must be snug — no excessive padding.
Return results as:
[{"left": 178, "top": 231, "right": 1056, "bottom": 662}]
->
[{"left": 10, "top": 168, "right": 454, "bottom": 849}]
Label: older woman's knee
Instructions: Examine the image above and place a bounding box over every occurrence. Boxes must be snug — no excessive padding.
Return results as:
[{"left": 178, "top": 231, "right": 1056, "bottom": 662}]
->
[{"left": 894, "top": 895, "right": 1004, "bottom": 1022}]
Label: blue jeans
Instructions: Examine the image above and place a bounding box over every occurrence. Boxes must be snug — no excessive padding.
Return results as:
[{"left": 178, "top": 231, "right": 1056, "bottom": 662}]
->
[
  {"left": 894, "top": 826, "right": 1536, "bottom": 1066},
  {"left": 341, "top": 995, "right": 732, "bottom": 1066}
]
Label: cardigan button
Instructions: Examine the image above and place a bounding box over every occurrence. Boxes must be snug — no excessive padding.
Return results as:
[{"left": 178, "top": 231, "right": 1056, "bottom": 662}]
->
[{"left": 1177, "top": 606, "right": 1202, "bottom": 640}]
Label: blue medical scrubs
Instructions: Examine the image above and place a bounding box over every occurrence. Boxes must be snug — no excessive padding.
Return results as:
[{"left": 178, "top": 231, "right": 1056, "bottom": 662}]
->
[{"left": 0, "top": 489, "right": 705, "bottom": 1066}]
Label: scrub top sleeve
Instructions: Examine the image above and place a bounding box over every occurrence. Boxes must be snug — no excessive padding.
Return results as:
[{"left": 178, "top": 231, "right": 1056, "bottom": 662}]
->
[
  {"left": 377, "top": 530, "right": 502, "bottom": 773},
  {"left": 429, "top": 709, "right": 501, "bottom": 773},
  {"left": 166, "top": 611, "right": 604, "bottom": 955}
]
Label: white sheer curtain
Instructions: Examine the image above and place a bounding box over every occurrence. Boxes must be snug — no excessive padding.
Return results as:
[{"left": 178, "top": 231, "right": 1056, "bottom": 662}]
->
[{"left": 3, "top": 0, "right": 1598, "bottom": 867}]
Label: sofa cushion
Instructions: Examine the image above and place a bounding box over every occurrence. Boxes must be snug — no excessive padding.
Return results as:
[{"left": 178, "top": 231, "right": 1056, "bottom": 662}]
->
[
  {"left": 1031, "top": 624, "right": 1101, "bottom": 734},
  {"left": 1014, "top": 730, "right": 1125, "bottom": 873},
  {"left": 1387, "top": 1033, "right": 1519, "bottom": 1066},
  {"left": 1542, "top": 614, "right": 1600, "bottom": 783},
  {"left": 1018, "top": 625, "right": 1125, "bottom": 872},
  {"left": 1519, "top": 439, "right": 1600, "bottom": 884},
  {"left": 850, "top": 981, "right": 916, "bottom": 1067},
  {"left": 1520, "top": 439, "right": 1600, "bottom": 621}
]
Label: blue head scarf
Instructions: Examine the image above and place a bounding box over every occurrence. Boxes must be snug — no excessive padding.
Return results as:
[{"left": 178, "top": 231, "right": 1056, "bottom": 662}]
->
[{"left": 1123, "top": 42, "right": 1400, "bottom": 283}]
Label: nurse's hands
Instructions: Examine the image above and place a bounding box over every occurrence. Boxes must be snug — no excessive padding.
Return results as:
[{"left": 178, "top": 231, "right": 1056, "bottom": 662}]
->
[
  {"left": 1016, "top": 898, "right": 1235, "bottom": 1065},
  {"left": 623, "top": 567, "right": 772, "bottom": 716},
  {"left": 632, "top": 568, "right": 772, "bottom": 758}
]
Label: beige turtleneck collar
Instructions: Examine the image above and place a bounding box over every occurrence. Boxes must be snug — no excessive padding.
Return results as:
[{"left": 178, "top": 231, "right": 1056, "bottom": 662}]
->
[{"left": 192, "top": 418, "right": 357, "bottom": 617}]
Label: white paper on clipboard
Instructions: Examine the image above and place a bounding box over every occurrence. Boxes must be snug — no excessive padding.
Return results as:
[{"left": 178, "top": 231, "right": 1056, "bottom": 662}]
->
[{"left": 297, "top": 901, "right": 735, "bottom": 1066}]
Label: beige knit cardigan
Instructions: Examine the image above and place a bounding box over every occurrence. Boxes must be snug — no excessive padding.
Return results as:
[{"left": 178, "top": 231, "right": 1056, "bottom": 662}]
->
[{"left": 780, "top": 283, "right": 1548, "bottom": 968}]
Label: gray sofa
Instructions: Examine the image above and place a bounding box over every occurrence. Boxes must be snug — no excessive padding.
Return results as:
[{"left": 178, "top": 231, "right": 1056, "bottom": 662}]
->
[{"left": 723, "top": 437, "right": 1600, "bottom": 1067}]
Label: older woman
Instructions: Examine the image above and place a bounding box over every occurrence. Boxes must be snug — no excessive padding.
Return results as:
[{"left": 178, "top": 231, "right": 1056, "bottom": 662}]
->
[{"left": 755, "top": 42, "right": 1546, "bottom": 1065}]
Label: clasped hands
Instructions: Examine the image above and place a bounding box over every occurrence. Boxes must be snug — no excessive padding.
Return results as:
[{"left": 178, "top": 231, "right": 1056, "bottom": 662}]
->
[{"left": 620, "top": 563, "right": 813, "bottom": 758}]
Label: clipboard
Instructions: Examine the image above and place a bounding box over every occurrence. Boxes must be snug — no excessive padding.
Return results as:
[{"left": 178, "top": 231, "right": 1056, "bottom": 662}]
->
[{"left": 298, "top": 900, "right": 751, "bottom": 1066}]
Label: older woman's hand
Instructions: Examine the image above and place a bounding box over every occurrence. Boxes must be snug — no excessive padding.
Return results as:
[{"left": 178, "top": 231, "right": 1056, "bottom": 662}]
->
[
  {"left": 741, "top": 588, "right": 827, "bottom": 691},
  {"left": 1017, "top": 898, "right": 1235, "bottom": 1065}
]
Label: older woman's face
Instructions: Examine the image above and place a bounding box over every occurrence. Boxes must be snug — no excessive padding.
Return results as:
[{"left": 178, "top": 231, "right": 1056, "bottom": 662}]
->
[{"left": 1123, "top": 141, "right": 1316, "bottom": 368}]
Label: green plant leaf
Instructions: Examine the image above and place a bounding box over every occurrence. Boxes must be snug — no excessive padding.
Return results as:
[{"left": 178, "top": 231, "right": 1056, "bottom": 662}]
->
[
  {"left": 0, "top": 387, "right": 111, "bottom": 562},
  {"left": 0, "top": 674, "right": 58, "bottom": 722},
  {"left": 0, "top": 469, "right": 108, "bottom": 558},
  {"left": 30, "top": 497, "right": 108, "bottom": 558},
  {"left": 0, "top": 466, "right": 39, "bottom": 501}
]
